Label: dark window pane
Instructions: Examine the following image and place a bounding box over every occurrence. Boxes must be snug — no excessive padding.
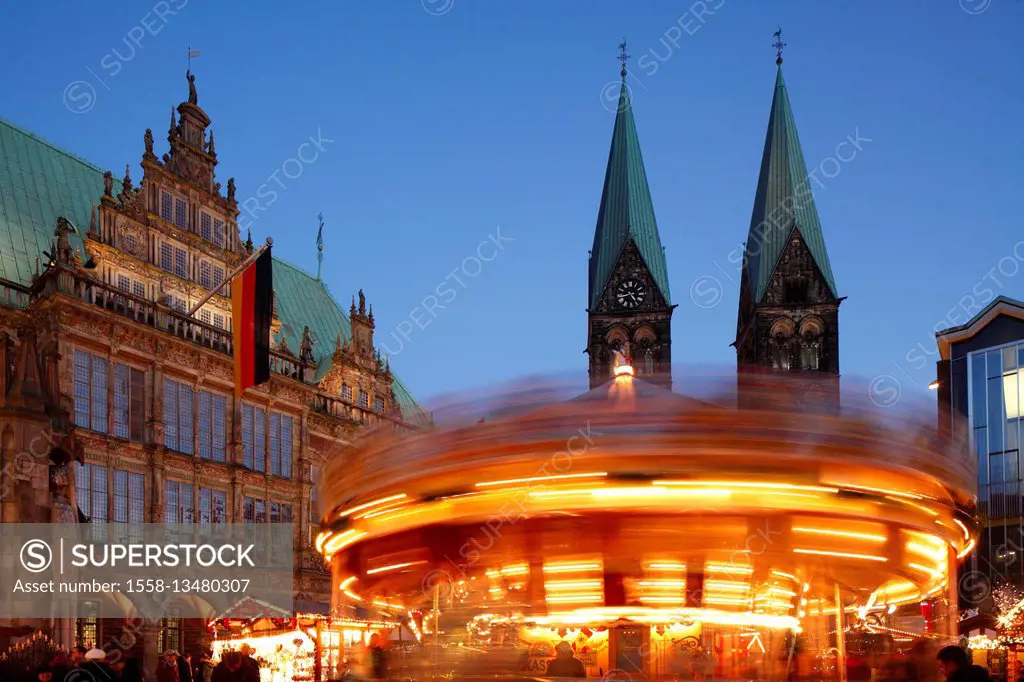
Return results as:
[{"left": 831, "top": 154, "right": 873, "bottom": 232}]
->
[
  {"left": 972, "top": 353, "right": 988, "bottom": 428},
  {"left": 989, "top": 377, "right": 1005, "bottom": 453}
]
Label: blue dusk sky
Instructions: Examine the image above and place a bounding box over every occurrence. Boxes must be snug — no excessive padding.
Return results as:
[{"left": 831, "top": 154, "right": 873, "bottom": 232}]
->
[{"left": 3, "top": 1, "right": 1022, "bottom": 406}]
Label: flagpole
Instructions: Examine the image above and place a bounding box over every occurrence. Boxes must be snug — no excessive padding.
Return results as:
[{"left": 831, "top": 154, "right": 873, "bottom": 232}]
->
[{"left": 186, "top": 238, "right": 272, "bottom": 317}]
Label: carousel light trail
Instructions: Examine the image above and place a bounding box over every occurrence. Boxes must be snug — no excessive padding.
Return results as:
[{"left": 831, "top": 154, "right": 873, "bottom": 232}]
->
[{"left": 316, "top": 368, "right": 978, "bottom": 674}]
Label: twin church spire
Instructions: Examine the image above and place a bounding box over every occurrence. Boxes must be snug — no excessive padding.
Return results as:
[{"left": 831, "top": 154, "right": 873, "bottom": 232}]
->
[{"left": 586, "top": 31, "right": 841, "bottom": 389}]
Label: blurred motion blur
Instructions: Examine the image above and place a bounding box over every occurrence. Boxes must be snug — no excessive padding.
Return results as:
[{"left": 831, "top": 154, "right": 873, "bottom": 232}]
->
[{"left": 315, "top": 366, "right": 977, "bottom": 681}]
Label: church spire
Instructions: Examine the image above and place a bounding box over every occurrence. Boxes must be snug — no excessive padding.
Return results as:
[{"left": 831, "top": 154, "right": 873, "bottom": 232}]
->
[
  {"left": 588, "top": 41, "right": 671, "bottom": 310},
  {"left": 739, "top": 48, "right": 838, "bottom": 310},
  {"left": 734, "top": 35, "right": 842, "bottom": 385}
]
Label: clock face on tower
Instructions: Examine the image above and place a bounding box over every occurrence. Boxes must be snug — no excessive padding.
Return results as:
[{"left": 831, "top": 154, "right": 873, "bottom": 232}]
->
[{"left": 616, "top": 280, "right": 646, "bottom": 309}]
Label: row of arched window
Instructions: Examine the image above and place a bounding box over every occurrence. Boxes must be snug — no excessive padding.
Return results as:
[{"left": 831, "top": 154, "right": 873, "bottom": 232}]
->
[{"left": 769, "top": 317, "right": 824, "bottom": 372}]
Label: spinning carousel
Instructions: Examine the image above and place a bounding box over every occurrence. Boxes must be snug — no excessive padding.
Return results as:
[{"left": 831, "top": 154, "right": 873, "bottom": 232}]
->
[{"left": 316, "top": 358, "right": 977, "bottom": 679}]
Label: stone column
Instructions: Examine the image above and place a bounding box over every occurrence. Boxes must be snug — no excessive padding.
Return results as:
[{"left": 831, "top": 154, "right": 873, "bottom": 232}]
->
[{"left": 141, "top": 620, "right": 161, "bottom": 682}]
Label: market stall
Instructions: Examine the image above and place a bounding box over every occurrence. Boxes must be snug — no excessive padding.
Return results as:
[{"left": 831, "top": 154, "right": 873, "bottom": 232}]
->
[{"left": 210, "top": 615, "right": 400, "bottom": 682}]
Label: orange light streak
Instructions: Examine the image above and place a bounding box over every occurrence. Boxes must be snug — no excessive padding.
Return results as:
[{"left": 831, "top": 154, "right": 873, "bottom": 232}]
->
[
  {"left": 339, "top": 493, "right": 408, "bottom": 518},
  {"left": 366, "top": 560, "right": 426, "bottom": 575},
  {"left": 475, "top": 472, "right": 608, "bottom": 488},
  {"left": 543, "top": 562, "right": 602, "bottom": 573},
  {"left": 793, "top": 548, "right": 887, "bottom": 562},
  {"left": 793, "top": 527, "right": 887, "bottom": 542}
]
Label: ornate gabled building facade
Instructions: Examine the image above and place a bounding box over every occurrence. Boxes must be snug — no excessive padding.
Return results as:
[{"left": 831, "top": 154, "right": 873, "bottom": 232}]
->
[
  {"left": 733, "top": 57, "right": 843, "bottom": 402},
  {"left": 0, "top": 72, "right": 425, "bottom": 661},
  {"left": 586, "top": 61, "right": 675, "bottom": 390}
]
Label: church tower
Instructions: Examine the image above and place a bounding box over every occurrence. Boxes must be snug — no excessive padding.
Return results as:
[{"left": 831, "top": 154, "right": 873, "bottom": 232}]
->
[
  {"left": 734, "top": 34, "right": 842, "bottom": 400},
  {"left": 586, "top": 43, "right": 675, "bottom": 390}
]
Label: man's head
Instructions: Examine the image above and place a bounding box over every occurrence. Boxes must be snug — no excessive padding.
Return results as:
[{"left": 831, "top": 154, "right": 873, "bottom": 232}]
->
[
  {"left": 72, "top": 646, "right": 87, "bottom": 663},
  {"left": 226, "top": 652, "right": 242, "bottom": 671},
  {"left": 555, "top": 642, "right": 573, "bottom": 659},
  {"left": 937, "top": 645, "right": 971, "bottom": 679},
  {"left": 164, "top": 650, "right": 178, "bottom": 663}
]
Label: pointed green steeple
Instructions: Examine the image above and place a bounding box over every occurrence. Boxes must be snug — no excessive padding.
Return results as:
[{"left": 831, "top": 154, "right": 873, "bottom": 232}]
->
[
  {"left": 588, "top": 75, "right": 671, "bottom": 310},
  {"left": 741, "top": 64, "right": 838, "bottom": 305}
]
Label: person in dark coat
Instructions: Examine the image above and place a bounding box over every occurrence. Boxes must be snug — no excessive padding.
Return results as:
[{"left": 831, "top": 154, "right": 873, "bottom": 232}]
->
[
  {"left": 119, "top": 658, "right": 145, "bottom": 682},
  {"left": 937, "top": 646, "right": 991, "bottom": 682},
  {"left": 546, "top": 642, "right": 586, "bottom": 678},
  {"left": 178, "top": 653, "right": 194, "bottom": 682}
]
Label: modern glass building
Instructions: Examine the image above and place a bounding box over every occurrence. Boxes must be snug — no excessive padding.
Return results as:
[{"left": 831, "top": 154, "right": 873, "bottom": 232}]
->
[{"left": 936, "top": 296, "right": 1024, "bottom": 596}]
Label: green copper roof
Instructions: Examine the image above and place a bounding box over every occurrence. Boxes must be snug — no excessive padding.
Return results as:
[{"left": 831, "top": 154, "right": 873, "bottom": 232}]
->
[
  {"left": 273, "top": 257, "right": 425, "bottom": 423},
  {"left": 589, "top": 77, "right": 671, "bottom": 309},
  {"left": 0, "top": 117, "right": 423, "bottom": 421},
  {"left": 742, "top": 66, "right": 838, "bottom": 304},
  {"left": 0, "top": 117, "right": 103, "bottom": 285}
]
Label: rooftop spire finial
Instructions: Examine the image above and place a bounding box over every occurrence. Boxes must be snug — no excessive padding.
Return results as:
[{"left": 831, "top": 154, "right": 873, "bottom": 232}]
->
[
  {"left": 772, "top": 26, "right": 786, "bottom": 65},
  {"left": 316, "top": 213, "right": 325, "bottom": 281},
  {"left": 618, "top": 39, "right": 630, "bottom": 78}
]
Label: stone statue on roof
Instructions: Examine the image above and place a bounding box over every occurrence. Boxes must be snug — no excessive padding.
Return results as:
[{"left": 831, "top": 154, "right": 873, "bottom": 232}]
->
[
  {"left": 187, "top": 69, "right": 198, "bottom": 105},
  {"left": 300, "top": 326, "right": 315, "bottom": 365}
]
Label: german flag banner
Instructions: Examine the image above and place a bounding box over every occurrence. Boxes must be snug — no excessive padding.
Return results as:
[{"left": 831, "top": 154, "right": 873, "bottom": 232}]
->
[{"left": 232, "top": 247, "right": 273, "bottom": 396}]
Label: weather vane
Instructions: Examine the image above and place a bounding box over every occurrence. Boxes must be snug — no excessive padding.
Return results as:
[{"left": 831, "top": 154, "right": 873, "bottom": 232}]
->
[
  {"left": 618, "top": 39, "right": 630, "bottom": 77},
  {"left": 772, "top": 27, "right": 786, "bottom": 65}
]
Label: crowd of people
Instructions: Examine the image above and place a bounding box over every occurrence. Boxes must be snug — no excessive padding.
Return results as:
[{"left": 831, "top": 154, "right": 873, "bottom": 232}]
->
[
  {"left": 21, "top": 643, "right": 264, "bottom": 682},
  {"left": 4, "top": 636, "right": 1004, "bottom": 682}
]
